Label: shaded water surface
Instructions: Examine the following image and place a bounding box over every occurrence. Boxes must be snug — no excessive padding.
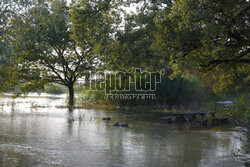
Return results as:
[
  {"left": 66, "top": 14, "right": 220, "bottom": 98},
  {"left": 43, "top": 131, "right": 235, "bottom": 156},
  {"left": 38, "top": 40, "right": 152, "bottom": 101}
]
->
[{"left": 0, "top": 93, "right": 249, "bottom": 167}]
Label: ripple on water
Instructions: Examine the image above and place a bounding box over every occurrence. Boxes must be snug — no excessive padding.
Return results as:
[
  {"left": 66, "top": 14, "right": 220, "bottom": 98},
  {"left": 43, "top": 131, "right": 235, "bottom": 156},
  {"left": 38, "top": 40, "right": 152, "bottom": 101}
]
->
[{"left": 0, "top": 94, "right": 249, "bottom": 167}]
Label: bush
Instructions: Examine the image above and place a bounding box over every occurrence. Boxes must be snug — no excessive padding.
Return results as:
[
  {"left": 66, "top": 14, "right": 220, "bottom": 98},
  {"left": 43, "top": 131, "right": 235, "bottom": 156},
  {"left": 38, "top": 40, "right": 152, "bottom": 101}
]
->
[
  {"left": 155, "top": 74, "right": 204, "bottom": 107},
  {"left": 245, "top": 109, "right": 250, "bottom": 123},
  {"left": 231, "top": 95, "right": 249, "bottom": 121},
  {"left": 78, "top": 74, "right": 205, "bottom": 108},
  {"left": 44, "top": 84, "right": 66, "bottom": 94}
]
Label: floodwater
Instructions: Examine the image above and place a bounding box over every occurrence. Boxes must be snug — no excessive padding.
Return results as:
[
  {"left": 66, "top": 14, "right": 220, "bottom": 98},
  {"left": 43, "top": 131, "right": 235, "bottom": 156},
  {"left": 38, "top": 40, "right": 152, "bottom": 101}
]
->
[{"left": 0, "top": 93, "right": 249, "bottom": 167}]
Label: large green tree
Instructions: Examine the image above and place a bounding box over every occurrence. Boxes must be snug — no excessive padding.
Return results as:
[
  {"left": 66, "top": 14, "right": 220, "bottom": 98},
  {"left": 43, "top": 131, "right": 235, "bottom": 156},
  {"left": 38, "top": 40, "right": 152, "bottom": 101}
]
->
[
  {"left": 154, "top": 0, "right": 249, "bottom": 94},
  {"left": 11, "top": 0, "right": 109, "bottom": 105}
]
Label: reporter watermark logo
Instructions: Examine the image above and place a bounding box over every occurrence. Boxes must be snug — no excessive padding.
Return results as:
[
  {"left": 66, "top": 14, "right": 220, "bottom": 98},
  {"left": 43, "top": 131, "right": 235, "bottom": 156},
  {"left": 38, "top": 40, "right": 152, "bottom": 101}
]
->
[{"left": 79, "top": 69, "right": 165, "bottom": 100}]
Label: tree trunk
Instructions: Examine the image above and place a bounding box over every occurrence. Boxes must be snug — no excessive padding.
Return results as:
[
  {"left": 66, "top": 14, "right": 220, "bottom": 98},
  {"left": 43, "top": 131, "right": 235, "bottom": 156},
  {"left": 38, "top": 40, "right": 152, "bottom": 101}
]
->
[{"left": 68, "top": 84, "right": 74, "bottom": 106}]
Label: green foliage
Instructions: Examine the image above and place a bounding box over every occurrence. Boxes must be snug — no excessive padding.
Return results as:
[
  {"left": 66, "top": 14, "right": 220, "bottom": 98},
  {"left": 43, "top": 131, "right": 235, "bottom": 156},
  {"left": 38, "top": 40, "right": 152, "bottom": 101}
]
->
[
  {"left": 82, "top": 89, "right": 107, "bottom": 104},
  {"left": 11, "top": 0, "right": 76, "bottom": 88},
  {"left": 0, "top": 0, "right": 32, "bottom": 92},
  {"left": 245, "top": 109, "right": 250, "bottom": 123},
  {"left": 71, "top": 0, "right": 119, "bottom": 67},
  {"left": 45, "top": 84, "right": 66, "bottom": 94},
  {"left": 1, "top": 0, "right": 248, "bottom": 112},
  {"left": 155, "top": 74, "right": 204, "bottom": 107},
  {"left": 154, "top": 0, "right": 250, "bottom": 95},
  {"left": 231, "top": 95, "right": 250, "bottom": 121},
  {"left": 79, "top": 74, "right": 205, "bottom": 108},
  {"left": 9, "top": 0, "right": 113, "bottom": 105},
  {"left": 105, "top": 1, "right": 173, "bottom": 71}
]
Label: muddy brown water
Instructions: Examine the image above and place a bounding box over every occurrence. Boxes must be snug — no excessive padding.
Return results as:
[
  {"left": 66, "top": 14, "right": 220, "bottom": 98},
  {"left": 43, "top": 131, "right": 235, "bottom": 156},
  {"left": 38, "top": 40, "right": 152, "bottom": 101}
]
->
[{"left": 0, "top": 93, "right": 249, "bottom": 167}]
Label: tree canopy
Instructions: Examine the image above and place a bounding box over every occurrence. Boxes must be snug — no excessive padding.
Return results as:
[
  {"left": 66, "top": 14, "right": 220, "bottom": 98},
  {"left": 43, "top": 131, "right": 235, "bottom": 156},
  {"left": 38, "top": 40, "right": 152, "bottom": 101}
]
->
[
  {"left": 105, "top": 0, "right": 173, "bottom": 71},
  {"left": 154, "top": 0, "right": 249, "bottom": 94},
  {"left": 11, "top": 0, "right": 114, "bottom": 105},
  {"left": 0, "top": 0, "right": 32, "bottom": 91},
  {"left": 0, "top": 0, "right": 248, "bottom": 105}
]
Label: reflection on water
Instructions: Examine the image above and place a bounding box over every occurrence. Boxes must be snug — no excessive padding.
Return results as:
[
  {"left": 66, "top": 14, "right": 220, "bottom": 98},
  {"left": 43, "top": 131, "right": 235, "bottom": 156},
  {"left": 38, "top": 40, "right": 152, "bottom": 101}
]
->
[{"left": 0, "top": 93, "right": 249, "bottom": 167}]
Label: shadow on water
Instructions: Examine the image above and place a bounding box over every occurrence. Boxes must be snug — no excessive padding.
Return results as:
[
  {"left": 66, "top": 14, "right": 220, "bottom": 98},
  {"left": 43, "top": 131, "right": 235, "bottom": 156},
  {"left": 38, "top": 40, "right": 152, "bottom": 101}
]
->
[{"left": 0, "top": 93, "right": 249, "bottom": 167}]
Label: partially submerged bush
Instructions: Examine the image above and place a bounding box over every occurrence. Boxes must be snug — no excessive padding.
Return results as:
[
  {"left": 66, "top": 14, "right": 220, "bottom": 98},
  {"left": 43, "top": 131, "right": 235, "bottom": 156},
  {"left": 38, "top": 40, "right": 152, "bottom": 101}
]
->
[
  {"left": 78, "top": 74, "right": 206, "bottom": 108},
  {"left": 231, "top": 95, "right": 249, "bottom": 122},
  {"left": 245, "top": 109, "right": 250, "bottom": 123},
  {"left": 45, "top": 84, "right": 66, "bottom": 94}
]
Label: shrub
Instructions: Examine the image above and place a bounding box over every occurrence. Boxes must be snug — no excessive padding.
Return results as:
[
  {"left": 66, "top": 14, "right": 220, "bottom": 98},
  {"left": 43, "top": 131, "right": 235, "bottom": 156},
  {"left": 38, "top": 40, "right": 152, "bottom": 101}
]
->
[
  {"left": 78, "top": 74, "right": 205, "bottom": 108},
  {"left": 231, "top": 95, "right": 249, "bottom": 121}
]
